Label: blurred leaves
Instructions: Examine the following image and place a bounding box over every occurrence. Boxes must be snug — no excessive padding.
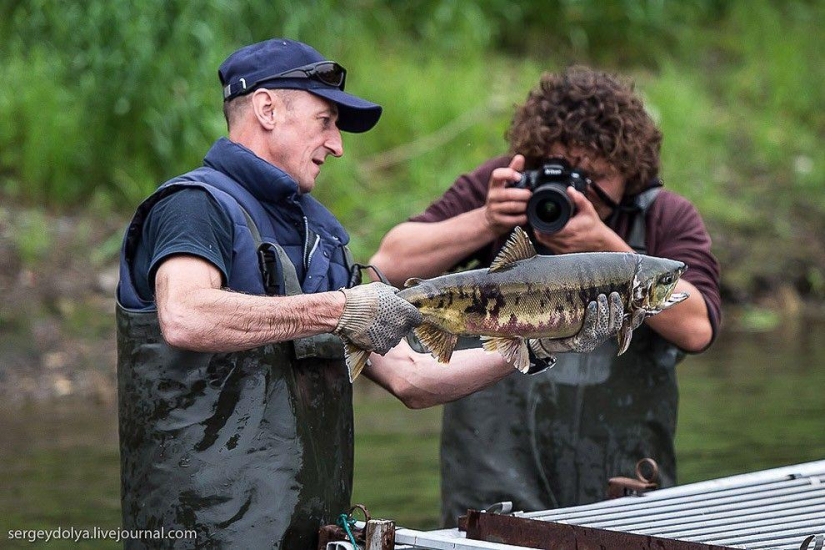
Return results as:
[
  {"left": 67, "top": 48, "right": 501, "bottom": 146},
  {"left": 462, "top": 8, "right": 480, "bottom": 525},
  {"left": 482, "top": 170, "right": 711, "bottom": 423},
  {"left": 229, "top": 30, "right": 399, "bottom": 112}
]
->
[{"left": 0, "top": 0, "right": 823, "bottom": 304}]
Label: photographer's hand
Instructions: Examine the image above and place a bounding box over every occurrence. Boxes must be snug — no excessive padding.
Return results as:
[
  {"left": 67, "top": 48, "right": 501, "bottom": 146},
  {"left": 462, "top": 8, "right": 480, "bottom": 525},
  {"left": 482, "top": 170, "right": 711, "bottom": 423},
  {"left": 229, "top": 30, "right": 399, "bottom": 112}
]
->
[
  {"left": 484, "top": 154, "right": 530, "bottom": 236},
  {"left": 534, "top": 186, "right": 632, "bottom": 254}
]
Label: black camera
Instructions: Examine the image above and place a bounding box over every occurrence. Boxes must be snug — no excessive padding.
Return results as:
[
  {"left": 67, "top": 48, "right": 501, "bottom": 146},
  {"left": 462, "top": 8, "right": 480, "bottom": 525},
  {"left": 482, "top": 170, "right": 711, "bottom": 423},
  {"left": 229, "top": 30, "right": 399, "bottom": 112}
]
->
[{"left": 511, "top": 158, "right": 592, "bottom": 234}]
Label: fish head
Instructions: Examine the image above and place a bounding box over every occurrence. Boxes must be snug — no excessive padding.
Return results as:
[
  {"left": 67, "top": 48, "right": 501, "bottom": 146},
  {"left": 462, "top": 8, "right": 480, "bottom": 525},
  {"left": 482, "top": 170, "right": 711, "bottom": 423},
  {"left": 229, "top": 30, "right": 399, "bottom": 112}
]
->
[{"left": 632, "top": 256, "right": 689, "bottom": 315}]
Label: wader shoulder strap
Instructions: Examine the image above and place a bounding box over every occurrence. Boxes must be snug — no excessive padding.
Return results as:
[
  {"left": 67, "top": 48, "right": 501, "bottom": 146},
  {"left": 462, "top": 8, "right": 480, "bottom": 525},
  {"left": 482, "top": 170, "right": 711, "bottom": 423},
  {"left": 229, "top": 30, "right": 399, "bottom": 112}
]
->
[
  {"left": 270, "top": 245, "right": 345, "bottom": 359},
  {"left": 626, "top": 187, "right": 661, "bottom": 255},
  {"left": 239, "top": 206, "right": 344, "bottom": 360}
]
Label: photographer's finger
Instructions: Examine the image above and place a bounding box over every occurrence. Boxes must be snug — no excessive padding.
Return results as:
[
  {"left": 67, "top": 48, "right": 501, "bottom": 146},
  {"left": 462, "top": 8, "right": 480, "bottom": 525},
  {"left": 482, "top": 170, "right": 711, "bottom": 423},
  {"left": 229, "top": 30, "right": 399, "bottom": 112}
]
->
[
  {"left": 568, "top": 185, "right": 598, "bottom": 215},
  {"left": 489, "top": 184, "right": 531, "bottom": 202},
  {"left": 500, "top": 213, "right": 528, "bottom": 228},
  {"left": 490, "top": 167, "right": 522, "bottom": 190},
  {"left": 490, "top": 198, "right": 529, "bottom": 215},
  {"left": 508, "top": 154, "right": 525, "bottom": 172}
]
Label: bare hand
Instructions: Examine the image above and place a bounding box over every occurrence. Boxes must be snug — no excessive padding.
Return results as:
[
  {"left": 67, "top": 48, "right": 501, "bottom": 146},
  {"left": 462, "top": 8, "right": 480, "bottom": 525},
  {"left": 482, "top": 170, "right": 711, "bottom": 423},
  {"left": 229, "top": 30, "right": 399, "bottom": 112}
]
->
[
  {"left": 533, "top": 186, "right": 624, "bottom": 254},
  {"left": 485, "top": 155, "right": 530, "bottom": 236}
]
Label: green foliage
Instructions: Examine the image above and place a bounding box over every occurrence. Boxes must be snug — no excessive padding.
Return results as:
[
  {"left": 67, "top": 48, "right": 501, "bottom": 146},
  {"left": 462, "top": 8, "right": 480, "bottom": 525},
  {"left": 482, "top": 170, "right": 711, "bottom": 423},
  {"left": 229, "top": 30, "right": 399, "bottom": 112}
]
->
[{"left": 0, "top": 0, "right": 823, "bottom": 301}]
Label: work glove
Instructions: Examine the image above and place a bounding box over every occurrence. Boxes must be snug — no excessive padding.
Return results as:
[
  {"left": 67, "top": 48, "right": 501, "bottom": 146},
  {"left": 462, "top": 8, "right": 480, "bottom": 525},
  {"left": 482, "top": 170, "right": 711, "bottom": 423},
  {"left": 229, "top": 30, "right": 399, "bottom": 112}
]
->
[
  {"left": 527, "top": 291, "right": 626, "bottom": 363},
  {"left": 333, "top": 282, "right": 423, "bottom": 355}
]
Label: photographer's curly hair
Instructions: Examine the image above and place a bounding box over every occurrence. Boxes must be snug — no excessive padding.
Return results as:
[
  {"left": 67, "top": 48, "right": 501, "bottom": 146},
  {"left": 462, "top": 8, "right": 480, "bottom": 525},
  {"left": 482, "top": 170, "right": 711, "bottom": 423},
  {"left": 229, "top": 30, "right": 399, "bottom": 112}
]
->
[{"left": 507, "top": 66, "right": 662, "bottom": 196}]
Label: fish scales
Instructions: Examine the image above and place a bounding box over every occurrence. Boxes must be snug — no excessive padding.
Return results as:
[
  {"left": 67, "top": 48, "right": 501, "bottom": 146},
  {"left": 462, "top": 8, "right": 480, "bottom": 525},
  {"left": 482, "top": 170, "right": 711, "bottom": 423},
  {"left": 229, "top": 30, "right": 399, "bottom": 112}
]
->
[
  {"left": 399, "top": 252, "right": 639, "bottom": 339},
  {"left": 337, "top": 226, "right": 687, "bottom": 381}
]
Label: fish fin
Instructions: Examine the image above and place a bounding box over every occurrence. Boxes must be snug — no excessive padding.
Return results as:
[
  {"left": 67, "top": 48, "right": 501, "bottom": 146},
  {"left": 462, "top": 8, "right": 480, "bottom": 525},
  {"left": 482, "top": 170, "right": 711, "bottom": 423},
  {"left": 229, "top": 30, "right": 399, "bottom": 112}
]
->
[
  {"left": 488, "top": 227, "right": 537, "bottom": 273},
  {"left": 481, "top": 336, "right": 531, "bottom": 373},
  {"left": 528, "top": 338, "right": 558, "bottom": 360},
  {"left": 403, "top": 277, "right": 423, "bottom": 288},
  {"left": 414, "top": 323, "right": 458, "bottom": 363},
  {"left": 344, "top": 343, "right": 371, "bottom": 382},
  {"left": 616, "top": 319, "right": 635, "bottom": 356}
]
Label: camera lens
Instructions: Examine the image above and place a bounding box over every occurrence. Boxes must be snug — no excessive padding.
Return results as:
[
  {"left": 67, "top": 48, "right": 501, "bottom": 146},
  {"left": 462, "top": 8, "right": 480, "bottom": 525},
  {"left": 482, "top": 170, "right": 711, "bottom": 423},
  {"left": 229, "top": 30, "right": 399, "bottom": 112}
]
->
[
  {"left": 535, "top": 200, "right": 562, "bottom": 223},
  {"left": 527, "top": 184, "right": 575, "bottom": 234}
]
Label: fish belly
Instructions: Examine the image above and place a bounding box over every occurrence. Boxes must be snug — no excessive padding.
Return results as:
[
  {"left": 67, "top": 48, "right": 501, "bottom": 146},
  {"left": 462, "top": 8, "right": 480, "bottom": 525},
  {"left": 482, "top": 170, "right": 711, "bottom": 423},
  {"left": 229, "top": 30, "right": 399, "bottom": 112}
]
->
[{"left": 401, "top": 253, "right": 637, "bottom": 340}]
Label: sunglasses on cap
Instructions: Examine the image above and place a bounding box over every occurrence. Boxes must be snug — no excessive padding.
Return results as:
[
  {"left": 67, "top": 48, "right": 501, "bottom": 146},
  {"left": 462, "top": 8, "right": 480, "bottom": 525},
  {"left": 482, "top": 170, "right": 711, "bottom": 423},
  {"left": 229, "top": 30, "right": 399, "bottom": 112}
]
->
[{"left": 223, "top": 61, "right": 347, "bottom": 100}]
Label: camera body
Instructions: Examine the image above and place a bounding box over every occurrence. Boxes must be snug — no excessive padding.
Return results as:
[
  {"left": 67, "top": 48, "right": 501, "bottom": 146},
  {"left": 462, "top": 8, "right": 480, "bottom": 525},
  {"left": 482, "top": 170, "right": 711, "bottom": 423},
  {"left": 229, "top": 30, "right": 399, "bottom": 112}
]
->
[{"left": 511, "top": 158, "right": 592, "bottom": 234}]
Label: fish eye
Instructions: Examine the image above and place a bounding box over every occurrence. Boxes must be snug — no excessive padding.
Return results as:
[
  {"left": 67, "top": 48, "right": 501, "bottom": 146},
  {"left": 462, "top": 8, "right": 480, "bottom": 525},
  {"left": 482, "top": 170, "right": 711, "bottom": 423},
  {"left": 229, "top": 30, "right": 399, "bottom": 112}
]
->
[{"left": 660, "top": 274, "right": 674, "bottom": 285}]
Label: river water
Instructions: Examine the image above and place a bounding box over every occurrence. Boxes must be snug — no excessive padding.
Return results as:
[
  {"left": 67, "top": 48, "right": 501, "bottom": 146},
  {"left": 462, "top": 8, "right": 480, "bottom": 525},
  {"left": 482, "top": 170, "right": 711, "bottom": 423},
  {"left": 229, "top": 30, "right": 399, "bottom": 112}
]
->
[{"left": 1, "top": 314, "right": 823, "bottom": 546}]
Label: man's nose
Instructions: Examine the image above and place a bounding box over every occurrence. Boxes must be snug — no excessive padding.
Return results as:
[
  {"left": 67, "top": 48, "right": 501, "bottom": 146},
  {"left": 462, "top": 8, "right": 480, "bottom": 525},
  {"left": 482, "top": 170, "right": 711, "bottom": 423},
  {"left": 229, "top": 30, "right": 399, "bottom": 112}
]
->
[{"left": 327, "top": 128, "right": 344, "bottom": 157}]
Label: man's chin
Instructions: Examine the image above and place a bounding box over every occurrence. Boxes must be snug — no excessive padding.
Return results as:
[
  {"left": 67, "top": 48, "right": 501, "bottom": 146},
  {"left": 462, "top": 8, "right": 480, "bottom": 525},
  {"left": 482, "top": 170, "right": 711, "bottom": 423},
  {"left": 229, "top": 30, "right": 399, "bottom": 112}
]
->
[{"left": 297, "top": 178, "right": 316, "bottom": 194}]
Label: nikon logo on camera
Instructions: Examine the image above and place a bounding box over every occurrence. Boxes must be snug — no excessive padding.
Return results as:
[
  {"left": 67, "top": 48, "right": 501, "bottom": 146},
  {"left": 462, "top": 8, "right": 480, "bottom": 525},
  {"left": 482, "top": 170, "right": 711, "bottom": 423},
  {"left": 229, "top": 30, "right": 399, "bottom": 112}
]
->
[{"left": 511, "top": 158, "right": 592, "bottom": 234}]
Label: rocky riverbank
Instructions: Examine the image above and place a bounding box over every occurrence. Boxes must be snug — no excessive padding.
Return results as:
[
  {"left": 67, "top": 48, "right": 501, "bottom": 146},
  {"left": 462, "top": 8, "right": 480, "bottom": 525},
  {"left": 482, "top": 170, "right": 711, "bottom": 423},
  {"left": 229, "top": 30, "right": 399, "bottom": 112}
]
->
[
  {"left": 0, "top": 204, "right": 822, "bottom": 404},
  {"left": 0, "top": 206, "right": 122, "bottom": 405}
]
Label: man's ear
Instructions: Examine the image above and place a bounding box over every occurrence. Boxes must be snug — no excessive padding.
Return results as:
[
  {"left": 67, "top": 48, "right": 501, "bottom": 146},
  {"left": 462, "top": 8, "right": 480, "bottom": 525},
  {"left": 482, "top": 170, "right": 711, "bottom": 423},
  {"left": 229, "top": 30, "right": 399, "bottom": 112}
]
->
[{"left": 251, "top": 89, "right": 278, "bottom": 130}]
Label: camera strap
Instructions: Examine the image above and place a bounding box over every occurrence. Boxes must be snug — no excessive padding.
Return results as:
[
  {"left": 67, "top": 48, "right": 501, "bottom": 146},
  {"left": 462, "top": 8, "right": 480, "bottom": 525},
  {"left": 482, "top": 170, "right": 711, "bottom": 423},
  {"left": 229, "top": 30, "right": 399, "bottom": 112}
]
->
[{"left": 623, "top": 186, "right": 661, "bottom": 254}]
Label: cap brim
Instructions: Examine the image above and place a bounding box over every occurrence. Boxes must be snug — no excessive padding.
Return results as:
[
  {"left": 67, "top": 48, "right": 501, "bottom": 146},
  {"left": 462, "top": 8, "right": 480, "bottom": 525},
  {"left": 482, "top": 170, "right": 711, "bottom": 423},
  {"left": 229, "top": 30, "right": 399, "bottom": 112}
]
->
[{"left": 310, "top": 88, "right": 382, "bottom": 133}]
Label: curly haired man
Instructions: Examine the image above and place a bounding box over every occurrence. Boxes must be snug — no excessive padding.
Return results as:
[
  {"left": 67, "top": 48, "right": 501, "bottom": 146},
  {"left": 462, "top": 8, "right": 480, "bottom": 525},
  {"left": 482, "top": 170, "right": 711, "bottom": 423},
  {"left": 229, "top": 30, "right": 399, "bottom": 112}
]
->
[{"left": 371, "top": 65, "right": 722, "bottom": 525}]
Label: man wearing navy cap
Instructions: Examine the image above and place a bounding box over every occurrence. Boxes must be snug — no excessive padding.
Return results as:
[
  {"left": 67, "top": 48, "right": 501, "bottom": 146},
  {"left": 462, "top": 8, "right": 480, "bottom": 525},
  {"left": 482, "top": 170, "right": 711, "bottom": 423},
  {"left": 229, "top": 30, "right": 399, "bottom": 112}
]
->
[{"left": 116, "top": 38, "right": 621, "bottom": 548}]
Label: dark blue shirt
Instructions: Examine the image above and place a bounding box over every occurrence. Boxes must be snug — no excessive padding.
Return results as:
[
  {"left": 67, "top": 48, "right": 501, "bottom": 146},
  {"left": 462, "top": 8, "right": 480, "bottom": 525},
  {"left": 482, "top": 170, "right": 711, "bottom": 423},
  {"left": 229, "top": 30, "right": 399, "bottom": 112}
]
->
[{"left": 132, "top": 188, "right": 233, "bottom": 302}]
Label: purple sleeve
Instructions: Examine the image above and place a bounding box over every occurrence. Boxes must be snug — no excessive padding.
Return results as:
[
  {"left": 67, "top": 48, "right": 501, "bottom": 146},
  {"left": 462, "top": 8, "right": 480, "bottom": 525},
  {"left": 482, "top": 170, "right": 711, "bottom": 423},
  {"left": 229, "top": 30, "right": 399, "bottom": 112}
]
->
[
  {"left": 407, "top": 156, "right": 512, "bottom": 269},
  {"left": 646, "top": 191, "right": 723, "bottom": 346},
  {"left": 410, "top": 156, "right": 510, "bottom": 223}
]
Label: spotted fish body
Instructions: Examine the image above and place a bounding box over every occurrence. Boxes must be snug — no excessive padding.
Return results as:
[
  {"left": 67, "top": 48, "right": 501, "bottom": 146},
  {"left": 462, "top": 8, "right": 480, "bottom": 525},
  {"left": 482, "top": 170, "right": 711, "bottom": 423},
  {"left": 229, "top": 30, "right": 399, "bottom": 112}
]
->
[{"left": 396, "top": 227, "right": 688, "bottom": 373}]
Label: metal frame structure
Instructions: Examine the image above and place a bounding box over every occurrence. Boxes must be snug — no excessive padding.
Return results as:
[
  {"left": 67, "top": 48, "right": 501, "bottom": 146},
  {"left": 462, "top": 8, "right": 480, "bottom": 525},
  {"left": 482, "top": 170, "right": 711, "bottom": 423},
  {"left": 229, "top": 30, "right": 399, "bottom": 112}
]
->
[{"left": 391, "top": 460, "right": 825, "bottom": 550}]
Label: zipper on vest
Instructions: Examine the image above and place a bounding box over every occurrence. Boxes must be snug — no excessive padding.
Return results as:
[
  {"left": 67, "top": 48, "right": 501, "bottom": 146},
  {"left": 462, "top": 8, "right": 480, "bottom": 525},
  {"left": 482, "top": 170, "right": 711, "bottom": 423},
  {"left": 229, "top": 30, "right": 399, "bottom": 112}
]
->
[{"left": 302, "top": 216, "right": 320, "bottom": 273}]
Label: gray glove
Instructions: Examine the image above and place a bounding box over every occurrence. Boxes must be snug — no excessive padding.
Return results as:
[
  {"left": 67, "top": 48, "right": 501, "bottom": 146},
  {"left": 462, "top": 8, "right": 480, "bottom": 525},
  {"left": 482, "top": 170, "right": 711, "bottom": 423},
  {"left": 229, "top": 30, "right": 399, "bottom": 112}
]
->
[
  {"left": 529, "top": 291, "right": 625, "bottom": 357},
  {"left": 333, "top": 282, "right": 423, "bottom": 355}
]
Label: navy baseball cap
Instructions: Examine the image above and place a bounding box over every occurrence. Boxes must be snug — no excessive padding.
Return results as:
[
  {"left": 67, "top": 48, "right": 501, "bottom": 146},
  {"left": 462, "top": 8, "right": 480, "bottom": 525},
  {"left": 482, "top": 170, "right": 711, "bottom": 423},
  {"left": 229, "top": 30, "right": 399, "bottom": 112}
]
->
[{"left": 218, "top": 38, "right": 382, "bottom": 133}]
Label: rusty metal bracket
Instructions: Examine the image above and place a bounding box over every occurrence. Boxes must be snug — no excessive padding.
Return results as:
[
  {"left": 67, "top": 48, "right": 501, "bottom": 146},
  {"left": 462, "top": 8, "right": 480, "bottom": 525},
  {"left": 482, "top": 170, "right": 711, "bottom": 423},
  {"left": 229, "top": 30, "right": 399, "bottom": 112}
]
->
[
  {"left": 607, "top": 457, "right": 659, "bottom": 499},
  {"left": 464, "top": 508, "right": 735, "bottom": 550},
  {"left": 457, "top": 500, "right": 514, "bottom": 531}
]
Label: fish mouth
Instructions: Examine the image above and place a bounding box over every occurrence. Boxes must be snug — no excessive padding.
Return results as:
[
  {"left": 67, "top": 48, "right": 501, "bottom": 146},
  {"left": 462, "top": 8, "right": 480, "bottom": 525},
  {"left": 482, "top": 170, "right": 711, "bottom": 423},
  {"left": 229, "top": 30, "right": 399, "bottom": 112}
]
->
[
  {"left": 666, "top": 291, "right": 690, "bottom": 307},
  {"left": 643, "top": 291, "right": 690, "bottom": 315}
]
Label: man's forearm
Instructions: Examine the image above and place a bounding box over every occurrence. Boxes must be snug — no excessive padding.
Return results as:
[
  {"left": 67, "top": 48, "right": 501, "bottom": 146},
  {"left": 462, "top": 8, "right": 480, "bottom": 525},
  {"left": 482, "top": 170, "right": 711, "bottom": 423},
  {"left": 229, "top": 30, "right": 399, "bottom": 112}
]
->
[
  {"left": 370, "top": 209, "right": 498, "bottom": 286},
  {"left": 365, "top": 341, "right": 514, "bottom": 409},
  {"left": 155, "top": 255, "right": 347, "bottom": 352},
  {"left": 158, "top": 287, "right": 346, "bottom": 352},
  {"left": 644, "top": 279, "right": 713, "bottom": 352}
]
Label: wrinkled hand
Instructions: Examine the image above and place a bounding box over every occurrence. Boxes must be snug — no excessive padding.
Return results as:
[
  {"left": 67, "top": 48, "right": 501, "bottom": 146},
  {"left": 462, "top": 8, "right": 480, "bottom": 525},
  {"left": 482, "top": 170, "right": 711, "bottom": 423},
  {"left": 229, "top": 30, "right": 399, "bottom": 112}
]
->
[
  {"left": 529, "top": 292, "right": 625, "bottom": 356},
  {"left": 333, "top": 282, "right": 423, "bottom": 355}
]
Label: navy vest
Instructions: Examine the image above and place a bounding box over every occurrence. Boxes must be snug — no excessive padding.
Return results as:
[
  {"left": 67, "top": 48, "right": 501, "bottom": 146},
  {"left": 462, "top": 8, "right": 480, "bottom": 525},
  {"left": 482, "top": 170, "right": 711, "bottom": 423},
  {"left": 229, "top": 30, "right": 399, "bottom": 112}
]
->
[{"left": 118, "top": 137, "right": 352, "bottom": 310}]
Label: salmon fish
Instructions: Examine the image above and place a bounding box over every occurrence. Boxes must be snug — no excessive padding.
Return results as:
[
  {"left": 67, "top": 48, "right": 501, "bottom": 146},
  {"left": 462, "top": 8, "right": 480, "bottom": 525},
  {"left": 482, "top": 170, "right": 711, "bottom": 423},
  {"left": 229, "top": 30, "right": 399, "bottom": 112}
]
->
[{"left": 393, "top": 227, "right": 688, "bottom": 374}]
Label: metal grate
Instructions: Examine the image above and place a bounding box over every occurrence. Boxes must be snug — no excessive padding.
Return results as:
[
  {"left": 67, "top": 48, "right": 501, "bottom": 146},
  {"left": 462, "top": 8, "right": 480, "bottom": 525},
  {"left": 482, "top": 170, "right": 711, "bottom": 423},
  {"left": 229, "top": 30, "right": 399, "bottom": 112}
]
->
[
  {"left": 394, "top": 460, "right": 825, "bottom": 550},
  {"left": 526, "top": 459, "right": 825, "bottom": 549}
]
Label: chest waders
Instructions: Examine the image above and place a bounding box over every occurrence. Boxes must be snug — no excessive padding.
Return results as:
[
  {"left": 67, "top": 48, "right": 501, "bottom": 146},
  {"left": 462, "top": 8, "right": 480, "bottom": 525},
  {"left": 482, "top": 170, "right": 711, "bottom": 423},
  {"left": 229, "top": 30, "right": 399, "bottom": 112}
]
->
[
  {"left": 439, "top": 189, "right": 685, "bottom": 527},
  {"left": 118, "top": 212, "right": 354, "bottom": 549}
]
